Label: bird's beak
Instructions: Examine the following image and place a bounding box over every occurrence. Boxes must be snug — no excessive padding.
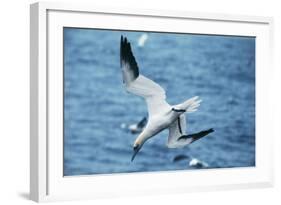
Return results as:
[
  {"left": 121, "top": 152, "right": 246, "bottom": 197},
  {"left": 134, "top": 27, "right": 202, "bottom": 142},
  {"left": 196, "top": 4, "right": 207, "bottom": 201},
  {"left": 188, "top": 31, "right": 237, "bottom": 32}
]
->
[{"left": 131, "top": 145, "right": 141, "bottom": 162}]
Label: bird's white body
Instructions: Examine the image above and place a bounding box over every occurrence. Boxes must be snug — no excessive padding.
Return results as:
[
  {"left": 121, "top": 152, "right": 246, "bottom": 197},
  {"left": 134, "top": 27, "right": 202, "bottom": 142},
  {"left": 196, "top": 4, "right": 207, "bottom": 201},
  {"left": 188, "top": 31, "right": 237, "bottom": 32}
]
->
[
  {"left": 130, "top": 79, "right": 200, "bottom": 148},
  {"left": 125, "top": 75, "right": 200, "bottom": 148}
]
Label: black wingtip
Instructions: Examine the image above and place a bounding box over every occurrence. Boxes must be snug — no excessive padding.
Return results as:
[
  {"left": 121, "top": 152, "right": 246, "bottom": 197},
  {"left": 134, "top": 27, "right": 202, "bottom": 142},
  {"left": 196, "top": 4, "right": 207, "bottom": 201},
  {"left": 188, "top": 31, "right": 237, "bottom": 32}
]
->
[
  {"left": 120, "top": 35, "right": 140, "bottom": 82},
  {"left": 177, "top": 128, "right": 214, "bottom": 142},
  {"left": 208, "top": 128, "right": 214, "bottom": 133}
]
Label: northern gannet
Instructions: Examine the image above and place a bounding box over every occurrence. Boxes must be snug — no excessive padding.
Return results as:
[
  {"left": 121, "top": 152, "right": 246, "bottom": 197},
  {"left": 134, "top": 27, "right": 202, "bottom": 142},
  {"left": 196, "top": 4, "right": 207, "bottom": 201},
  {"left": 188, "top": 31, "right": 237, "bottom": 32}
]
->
[
  {"left": 120, "top": 117, "right": 147, "bottom": 134},
  {"left": 173, "top": 154, "right": 209, "bottom": 168},
  {"left": 120, "top": 36, "right": 214, "bottom": 161}
]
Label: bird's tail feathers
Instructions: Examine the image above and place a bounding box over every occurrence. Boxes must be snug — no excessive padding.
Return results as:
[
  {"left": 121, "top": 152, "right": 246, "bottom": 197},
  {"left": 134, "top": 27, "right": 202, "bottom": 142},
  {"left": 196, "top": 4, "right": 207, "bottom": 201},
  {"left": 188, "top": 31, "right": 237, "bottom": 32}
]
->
[{"left": 180, "top": 96, "right": 202, "bottom": 113}]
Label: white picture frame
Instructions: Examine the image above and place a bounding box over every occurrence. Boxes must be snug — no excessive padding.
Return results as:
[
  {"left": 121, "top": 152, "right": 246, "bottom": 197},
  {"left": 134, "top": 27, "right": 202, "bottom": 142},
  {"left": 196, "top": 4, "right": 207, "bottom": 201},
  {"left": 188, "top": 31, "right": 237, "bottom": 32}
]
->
[{"left": 30, "top": 1, "right": 274, "bottom": 202}]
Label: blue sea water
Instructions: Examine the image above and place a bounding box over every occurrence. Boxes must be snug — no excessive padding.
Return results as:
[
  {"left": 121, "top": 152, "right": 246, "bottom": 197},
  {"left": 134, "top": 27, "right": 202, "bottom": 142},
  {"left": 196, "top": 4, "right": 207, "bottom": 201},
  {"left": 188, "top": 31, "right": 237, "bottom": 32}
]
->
[{"left": 63, "top": 28, "right": 255, "bottom": 176}]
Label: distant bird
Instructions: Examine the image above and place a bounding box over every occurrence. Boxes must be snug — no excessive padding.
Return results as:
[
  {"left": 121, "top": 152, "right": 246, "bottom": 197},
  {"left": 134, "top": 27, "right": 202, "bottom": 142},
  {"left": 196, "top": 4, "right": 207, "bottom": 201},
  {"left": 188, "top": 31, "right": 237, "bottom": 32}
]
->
[
  {"left": 120, "top": 36, "right": 214, "bottom": 161},
  {"left": 120, "top": 117, "right": 147, "bottom": 134},
  {"left": 173, "top": 154, "right": 191, "bottom": 162},
  {"left": 173, "top": 154, "right": 209, "bottom": 168},
  {"left": 189, "top": 158, "right": 209, "bottom": 168},
  {"left": 137, "top": 33, "right": 148, "bottom": 47}
]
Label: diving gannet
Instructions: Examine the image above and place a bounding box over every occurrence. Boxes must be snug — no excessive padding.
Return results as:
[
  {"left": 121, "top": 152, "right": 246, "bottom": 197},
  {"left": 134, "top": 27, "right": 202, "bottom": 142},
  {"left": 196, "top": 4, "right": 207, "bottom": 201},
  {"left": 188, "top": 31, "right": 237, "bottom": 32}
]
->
[{"left": 120, "top": 36, "right": 214, "bottom": 161}]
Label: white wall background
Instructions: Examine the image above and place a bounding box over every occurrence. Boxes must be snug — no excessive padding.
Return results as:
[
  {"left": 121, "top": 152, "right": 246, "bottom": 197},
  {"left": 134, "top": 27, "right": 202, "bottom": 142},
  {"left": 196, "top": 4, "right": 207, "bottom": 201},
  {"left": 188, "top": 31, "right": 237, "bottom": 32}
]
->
[{"left": 0, "top": 0, "right": 280, "bottom": 204}]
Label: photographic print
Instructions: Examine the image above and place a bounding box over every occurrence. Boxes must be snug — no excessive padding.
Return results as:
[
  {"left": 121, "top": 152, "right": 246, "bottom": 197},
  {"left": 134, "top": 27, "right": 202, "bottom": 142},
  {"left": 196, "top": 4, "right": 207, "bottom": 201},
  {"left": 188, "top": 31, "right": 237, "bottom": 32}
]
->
[{"left": 63, "top": 28, "right": 255, "bottom": 176}]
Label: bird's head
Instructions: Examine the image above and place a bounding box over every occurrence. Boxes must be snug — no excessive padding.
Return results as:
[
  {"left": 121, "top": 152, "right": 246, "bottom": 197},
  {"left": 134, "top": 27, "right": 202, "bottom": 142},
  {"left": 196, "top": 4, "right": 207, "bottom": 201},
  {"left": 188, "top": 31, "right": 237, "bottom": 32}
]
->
[
  {"left": 131, "top": 128, "right": 152, "bottom": 162},
  {"left": 131, "top": 139, "right": 145, "bottom": 162}
]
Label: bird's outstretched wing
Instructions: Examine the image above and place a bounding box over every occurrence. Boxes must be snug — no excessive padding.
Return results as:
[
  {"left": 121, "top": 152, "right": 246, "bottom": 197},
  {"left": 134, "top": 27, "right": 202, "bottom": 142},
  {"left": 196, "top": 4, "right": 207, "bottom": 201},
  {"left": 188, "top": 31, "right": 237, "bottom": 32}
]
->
[
  {"left": 120, "top": 36, "right": 170, "bottom": 117},
  {"left": 167, "top": 114, "right": 188, "bottom": 148},
  {"left": 167, "top": 114, "right": 214, "bottom": 148}
]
